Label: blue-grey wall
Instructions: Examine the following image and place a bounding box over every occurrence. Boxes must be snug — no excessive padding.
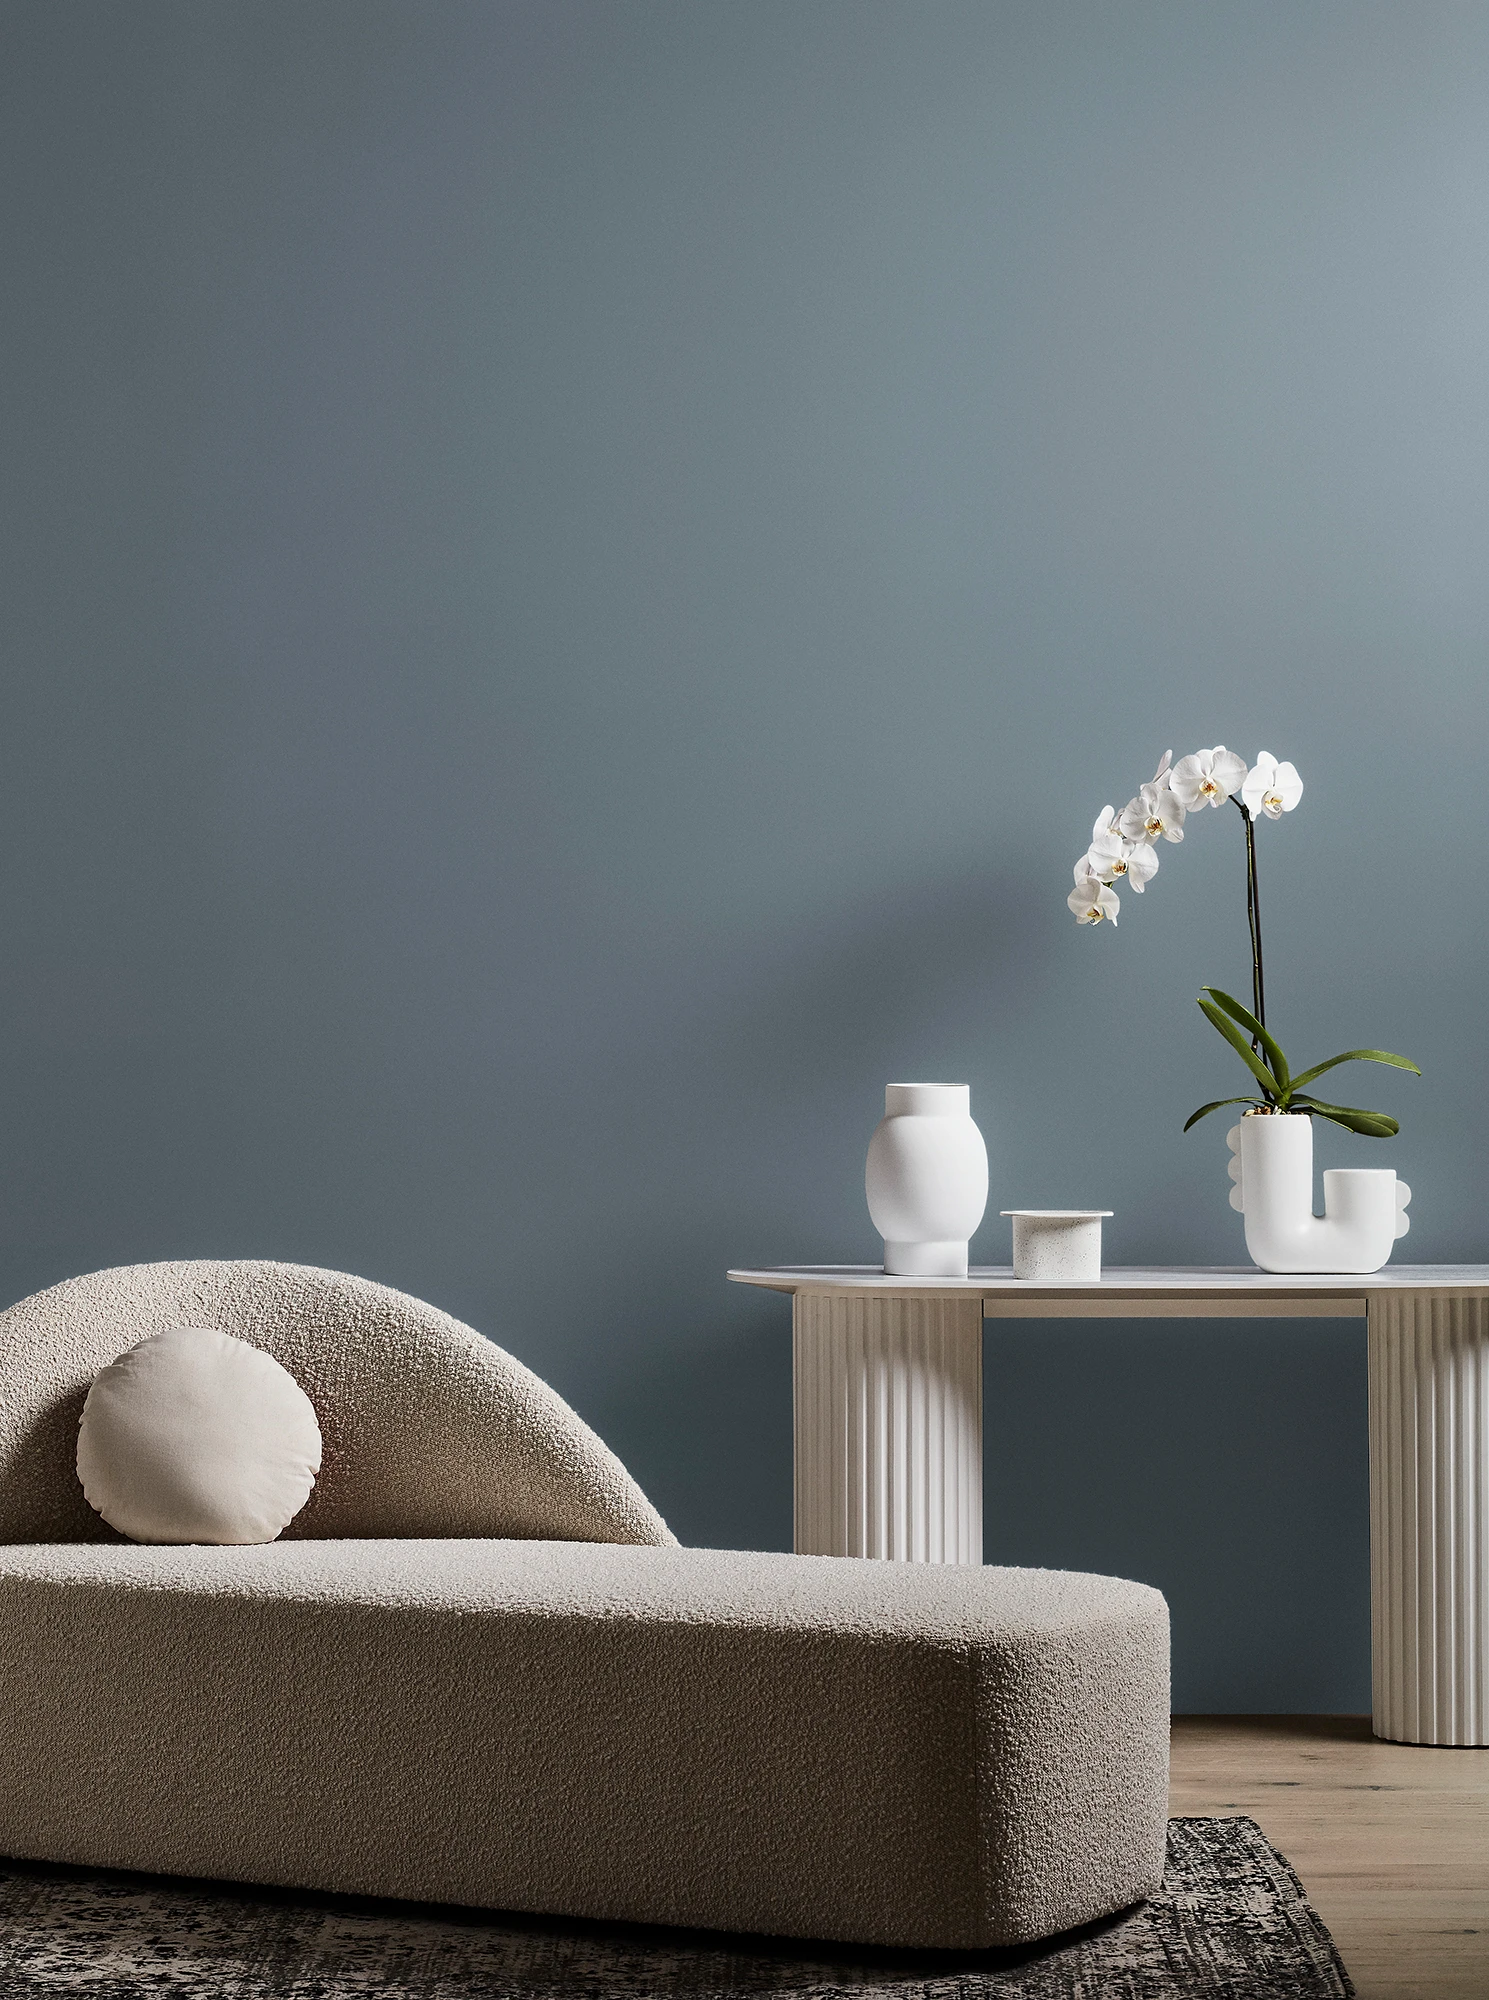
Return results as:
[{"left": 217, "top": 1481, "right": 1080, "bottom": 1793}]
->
[{"left": 4, "top": 0, "right": 1486, "bottom": 1710}]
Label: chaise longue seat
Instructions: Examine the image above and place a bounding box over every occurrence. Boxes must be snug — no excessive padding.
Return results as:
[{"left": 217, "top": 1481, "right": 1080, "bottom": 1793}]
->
[{"left": 0, "top": 1260, "right": 1169, "bottom": 1950}]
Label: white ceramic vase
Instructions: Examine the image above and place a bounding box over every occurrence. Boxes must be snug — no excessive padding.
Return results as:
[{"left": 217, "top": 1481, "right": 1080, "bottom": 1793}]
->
[
  {"left": 1228, "top": 1111, "right": 1410, "bottom": 1274},
  {"left": 866, "top": 1083, "right": 989, "bottom": 1278}
]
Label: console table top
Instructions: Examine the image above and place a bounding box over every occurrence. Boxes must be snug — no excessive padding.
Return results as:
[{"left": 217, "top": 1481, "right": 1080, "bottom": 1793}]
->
[{"left": 728, "top": 1264, "right": 1489, "bottom": 1318}]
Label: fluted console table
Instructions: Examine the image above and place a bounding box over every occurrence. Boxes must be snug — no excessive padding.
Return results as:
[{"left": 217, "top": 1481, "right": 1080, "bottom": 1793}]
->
[{"left": 728, "top": 1264, "right": 1489, "bottom": 1747}]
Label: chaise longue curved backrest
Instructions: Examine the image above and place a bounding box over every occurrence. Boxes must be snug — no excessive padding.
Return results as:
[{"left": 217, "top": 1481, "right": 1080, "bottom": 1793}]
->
[{"left": 0, "top": 1259, "right": 673, "bottom": 1547}]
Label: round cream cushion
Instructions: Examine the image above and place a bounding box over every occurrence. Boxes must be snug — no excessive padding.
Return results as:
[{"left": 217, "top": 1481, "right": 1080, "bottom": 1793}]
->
[{"left": 77, "top": 1327, "right": 322, "bottom": 1544}]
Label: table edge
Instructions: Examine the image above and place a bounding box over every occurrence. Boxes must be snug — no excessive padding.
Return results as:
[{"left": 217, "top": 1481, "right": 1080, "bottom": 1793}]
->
[{"left": 727, "top": 1264, "right": 1489, "bottom": 1300}]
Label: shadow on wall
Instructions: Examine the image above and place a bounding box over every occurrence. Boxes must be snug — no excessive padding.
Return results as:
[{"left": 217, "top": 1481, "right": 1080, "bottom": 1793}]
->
[
  {"left": 984, "top": 1315, "right": 1371, "bottom": 1713},
  {"left": 593, "top": 1301, "right": 793, "bottom": 1554},
  {"left": 569, "top": 859, "right": 1051, "bottom": 1547},
  {"left": 707, "top": 860, "right": 1051, "bottom": 1136}
]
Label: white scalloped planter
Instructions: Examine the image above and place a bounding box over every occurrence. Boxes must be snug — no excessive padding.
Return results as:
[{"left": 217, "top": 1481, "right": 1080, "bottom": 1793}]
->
[{"left": 1227, "top": 1112, "right": 1409, "bottom": 1273}]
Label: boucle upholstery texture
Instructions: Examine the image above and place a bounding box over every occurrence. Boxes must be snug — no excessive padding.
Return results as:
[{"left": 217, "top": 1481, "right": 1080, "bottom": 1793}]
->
[
  {"left": 0, "top": 1539, "right": 1170, "bottom": 1950},
  {"left": 0, "top": 1261, "right": 672, "bottom": 1547}
]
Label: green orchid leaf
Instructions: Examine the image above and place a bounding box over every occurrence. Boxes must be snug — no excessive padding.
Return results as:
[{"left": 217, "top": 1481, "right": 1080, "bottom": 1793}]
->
[
  {"left": 1313, "top": 1110, "right": 1400, "bottom": 1138},
  {"left": 1202, "top": 987, "right": 1291, "bottom": 1090},
  {"left": 1197, "top": 998, "right": 1282, "bottom": 1100},
  {"left": 1183, "top": 1097, "right": 1262, "bottom": 1133},
  {"left": 1290, "top": 1094, "right": 1399, "bottom": 1138},
  {"left": 1287, "top": 1048, "right": 1422, "bottom": 1091}
]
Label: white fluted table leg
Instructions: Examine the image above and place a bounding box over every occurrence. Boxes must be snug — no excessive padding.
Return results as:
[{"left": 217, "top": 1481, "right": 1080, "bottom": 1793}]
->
[
  {"left": 792, "top": 1292, "right": 982, "bottom": 1563},
  {"left": 1369, "top": 1291, "right": 1489, "bottom": 1744}
]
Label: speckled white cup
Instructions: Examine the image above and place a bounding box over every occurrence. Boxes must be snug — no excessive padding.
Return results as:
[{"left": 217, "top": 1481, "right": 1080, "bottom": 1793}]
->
[{"left": 1002, "top": 1210, "right": 1112, "bottom": 1282}]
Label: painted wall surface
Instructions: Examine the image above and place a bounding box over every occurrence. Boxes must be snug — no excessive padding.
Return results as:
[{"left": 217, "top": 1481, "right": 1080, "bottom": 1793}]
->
[{"left": 3, "top": 0, "right": 1487, "bottom": 1709}]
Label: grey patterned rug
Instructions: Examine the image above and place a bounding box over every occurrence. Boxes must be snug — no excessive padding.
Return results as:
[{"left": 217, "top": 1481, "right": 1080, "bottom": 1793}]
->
[{"left": 0, "top": 1818, "right": 1351, "bottom": 1997}]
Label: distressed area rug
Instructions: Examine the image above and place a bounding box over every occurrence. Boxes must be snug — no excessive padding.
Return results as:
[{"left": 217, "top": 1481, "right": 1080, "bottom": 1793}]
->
[{"left": 0, "top": 1817, "right": 1352, "bottom": 1998}]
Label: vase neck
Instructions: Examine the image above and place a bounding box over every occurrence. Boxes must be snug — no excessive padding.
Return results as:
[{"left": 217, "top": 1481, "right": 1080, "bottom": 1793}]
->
[{"left": 884, "top": 1083, "right": 970, "bottom": 1117}]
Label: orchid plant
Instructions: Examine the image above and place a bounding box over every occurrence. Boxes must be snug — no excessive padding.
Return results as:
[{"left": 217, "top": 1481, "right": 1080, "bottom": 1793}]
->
[{"left": 1069, "top": 747, "right": 1420, "bottom": 1136}]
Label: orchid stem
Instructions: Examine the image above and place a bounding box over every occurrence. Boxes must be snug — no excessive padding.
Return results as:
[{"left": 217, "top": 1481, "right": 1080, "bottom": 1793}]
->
[{"left": 1233, "top": 795, "right": 1266, "bottom": 1046}]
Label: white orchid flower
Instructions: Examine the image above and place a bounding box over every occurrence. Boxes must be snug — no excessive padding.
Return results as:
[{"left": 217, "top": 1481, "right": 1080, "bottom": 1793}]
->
[
  {"left": 1242, "top": 752, "right": 1303, "bottom": 820},
  {"left": 1124, "top": 840, "right": 1158, "bottom": 892},
  {"left": 1170, "top": 746, "right": 1247, "bottom": 810},
  {"left": 1119, "top": 781, "right": 1186, "bottom": 845},
  {"left": 1084, "top": 807, "right": 1124, "bottom": 878},
  {"left": 1084, "top": 808, "right": 1158, "bottom": 893},
  {"left": 1068, "top": 863, "right": 1119, "bottom": 925}
]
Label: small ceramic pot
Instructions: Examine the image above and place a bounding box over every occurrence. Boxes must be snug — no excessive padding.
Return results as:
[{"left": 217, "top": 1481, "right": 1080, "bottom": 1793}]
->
[{"left": 1002, "top": 1210, "right": 1112, "bottom": 1282}]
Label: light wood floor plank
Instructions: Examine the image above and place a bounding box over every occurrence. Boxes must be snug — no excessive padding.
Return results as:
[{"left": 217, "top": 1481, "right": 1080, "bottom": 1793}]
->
[{"left": 1170, "top": 1716, "right": 1489, "bottom": 2000}]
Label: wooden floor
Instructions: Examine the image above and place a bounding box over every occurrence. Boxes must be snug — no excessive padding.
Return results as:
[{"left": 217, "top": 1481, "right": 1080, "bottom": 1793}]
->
[{"left": 1170, "top": 1716, "right": 1489, "bottom": 1999}]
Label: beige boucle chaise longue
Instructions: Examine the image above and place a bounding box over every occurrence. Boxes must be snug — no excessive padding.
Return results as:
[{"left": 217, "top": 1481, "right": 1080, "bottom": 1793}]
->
[{"left": 0, "top": 1259, "right": 1169, "bottom": 1951}]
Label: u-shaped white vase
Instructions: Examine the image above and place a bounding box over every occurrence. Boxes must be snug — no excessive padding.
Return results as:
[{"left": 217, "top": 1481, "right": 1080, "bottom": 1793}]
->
[{"left": 1227, "top": 1112, "right": 1410, "bottom": 1273}]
